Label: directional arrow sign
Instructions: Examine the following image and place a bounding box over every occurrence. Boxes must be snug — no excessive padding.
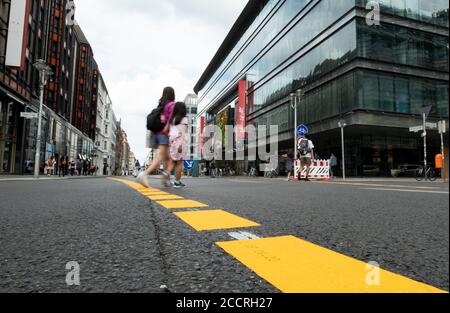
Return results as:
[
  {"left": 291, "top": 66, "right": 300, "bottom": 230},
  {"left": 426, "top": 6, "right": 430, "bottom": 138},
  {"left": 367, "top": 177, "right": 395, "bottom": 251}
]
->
[{"left": 183, "top": 160, "right": 194, "bottom": 170}]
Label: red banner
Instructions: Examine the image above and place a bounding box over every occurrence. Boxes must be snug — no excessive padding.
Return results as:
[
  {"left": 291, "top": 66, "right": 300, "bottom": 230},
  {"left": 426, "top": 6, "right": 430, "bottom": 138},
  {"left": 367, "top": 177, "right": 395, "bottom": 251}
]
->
[{"left": 237, "top": 80, "right": 247, "bottom": 140}]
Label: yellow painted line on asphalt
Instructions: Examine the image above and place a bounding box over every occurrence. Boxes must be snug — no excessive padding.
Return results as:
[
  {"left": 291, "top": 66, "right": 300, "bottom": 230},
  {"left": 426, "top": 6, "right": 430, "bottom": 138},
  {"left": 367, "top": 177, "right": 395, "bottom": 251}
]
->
[
  {"left": 216, "top": 236, "right": 446, "bottom": 293},
  {"left": 314, "top": 181, "right": 439, "bottom": 190},
  {"left": 175, "top": 210, "right": 261, "bottom": 231},
  {"left": 148, "top": 195, "right": 184, "bottom": 201},
  {"left": 139, "top": 191, "right": 168, "bottom": 196},
  {"left": 157, "top": 200, "right": 209, "bottom": 209}
]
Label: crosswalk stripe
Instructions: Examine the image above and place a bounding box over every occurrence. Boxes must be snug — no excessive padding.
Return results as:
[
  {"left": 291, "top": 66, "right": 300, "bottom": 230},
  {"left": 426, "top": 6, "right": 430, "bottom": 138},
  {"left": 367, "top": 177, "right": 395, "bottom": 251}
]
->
[
  {"left": 216, "top": 236, "right": 446, "bottom": 293},
  {"left": 157, "top": 200, "right": 209, "bottom": 209},
  {"left": 140, "top": 191, "right": 168, "bottom": 196},
  {"left": 147, "top": 195, "right": 184, "bottom": 200},
  {"left": 174, "top": 210, "right": 260, "bottom": 231}
]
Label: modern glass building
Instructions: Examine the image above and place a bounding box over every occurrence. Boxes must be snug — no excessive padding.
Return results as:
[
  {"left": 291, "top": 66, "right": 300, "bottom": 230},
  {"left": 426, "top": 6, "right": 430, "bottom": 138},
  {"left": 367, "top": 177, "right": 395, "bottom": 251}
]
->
[{"left": 194, "top": 0, "right": 449, "bottom": 176}]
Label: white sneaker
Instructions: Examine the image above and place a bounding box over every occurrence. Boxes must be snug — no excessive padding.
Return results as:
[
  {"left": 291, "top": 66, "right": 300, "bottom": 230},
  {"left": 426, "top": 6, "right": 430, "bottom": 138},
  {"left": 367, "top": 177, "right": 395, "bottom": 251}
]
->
[
  {"left": 161, "top": 170, "right": 171, "bottom": 187},
  {"left": 137, "top": 172, "right": 150, "bottom": 188}
]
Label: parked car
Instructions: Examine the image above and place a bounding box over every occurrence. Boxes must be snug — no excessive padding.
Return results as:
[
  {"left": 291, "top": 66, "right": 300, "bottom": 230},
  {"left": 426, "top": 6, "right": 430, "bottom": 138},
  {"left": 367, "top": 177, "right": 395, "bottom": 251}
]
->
[
  {"left": 362, "top": 165, "right": 381, "bottom": 177},
  {"left": 391, "top": 164, "right": 422, "bottom": 177}
]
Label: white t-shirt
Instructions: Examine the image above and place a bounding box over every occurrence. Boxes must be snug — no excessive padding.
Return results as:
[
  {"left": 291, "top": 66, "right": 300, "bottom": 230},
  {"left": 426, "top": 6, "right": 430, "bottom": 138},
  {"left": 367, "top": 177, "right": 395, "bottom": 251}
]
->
[{"left": 298, "top": 139, "right": 315, "bottom": 159}]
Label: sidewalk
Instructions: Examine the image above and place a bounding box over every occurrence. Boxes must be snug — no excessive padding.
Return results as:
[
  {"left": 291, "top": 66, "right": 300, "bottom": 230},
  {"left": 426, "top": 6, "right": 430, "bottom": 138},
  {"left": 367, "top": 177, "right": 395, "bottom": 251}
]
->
[{"left": 0, "top": 175, "right": 111, "bottom": 182}]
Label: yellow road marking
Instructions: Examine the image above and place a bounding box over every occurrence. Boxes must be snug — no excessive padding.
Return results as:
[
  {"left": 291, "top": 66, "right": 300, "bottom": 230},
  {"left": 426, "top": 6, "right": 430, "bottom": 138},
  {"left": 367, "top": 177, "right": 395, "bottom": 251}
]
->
[
  {"left": 175, "top": 210, "right": 260, "bottom": 231},
  {"left": 314, "top": 181, "right": 439, "bottom": 190},
  {"left": 148, "top": 195, "right": 184, "bottom": 200},
  {"left": 157, "top": 200, "right": 209, "bottom": 209},
  {"left": 216, "top": 236, "right": 446, "bottom": 293},
  {"left": 140, "top": 191, "right": 167, "bottom": 196}
]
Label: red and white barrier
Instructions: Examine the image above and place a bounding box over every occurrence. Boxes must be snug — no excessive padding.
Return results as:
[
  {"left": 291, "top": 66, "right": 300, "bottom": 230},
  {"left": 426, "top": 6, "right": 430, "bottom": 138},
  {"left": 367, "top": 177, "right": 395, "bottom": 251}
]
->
[{"left": 294, "top": 159, "right": 331, "bottom": 180}]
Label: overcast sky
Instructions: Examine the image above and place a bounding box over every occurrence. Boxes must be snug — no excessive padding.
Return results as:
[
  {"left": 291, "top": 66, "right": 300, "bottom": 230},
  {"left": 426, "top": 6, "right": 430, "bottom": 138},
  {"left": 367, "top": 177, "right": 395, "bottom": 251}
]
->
[{"left": 75, "top": 0, "right": 248, "bottom": 163}]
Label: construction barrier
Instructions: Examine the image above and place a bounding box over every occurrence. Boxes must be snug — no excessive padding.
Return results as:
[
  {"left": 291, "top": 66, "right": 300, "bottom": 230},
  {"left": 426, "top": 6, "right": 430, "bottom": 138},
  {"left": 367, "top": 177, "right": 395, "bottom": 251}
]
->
[{"left": 294, "top": 159, "right": 331, "bottom": 180}]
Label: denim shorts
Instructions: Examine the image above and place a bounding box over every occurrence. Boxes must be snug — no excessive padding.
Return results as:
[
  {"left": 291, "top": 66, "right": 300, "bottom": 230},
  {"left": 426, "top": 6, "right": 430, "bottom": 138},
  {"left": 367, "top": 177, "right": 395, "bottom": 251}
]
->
[{"left": 151, "top": 134, "right": 169, "bottom": 146}]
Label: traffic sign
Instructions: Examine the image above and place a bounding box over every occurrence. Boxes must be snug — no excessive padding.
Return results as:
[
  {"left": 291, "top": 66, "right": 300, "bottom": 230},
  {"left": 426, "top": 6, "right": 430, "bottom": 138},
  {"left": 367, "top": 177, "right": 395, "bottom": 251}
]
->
[
  {"left": 420, "top": 106, "right": 433, "bottom": 118},
  {"left": 409, "top": 123, "right": 438, "bottom": 133},
  {"left": 183, "top": 160, "right": 194, "bottom": 170},
  {"left": 20, "top": 112, "right": 38, "bottom": 119},
  {"left": 438, "top": 120, "right": 447, "bottom": 134},
  {"left": 296, "top": 124, "right": 309, "bottom": 136}
]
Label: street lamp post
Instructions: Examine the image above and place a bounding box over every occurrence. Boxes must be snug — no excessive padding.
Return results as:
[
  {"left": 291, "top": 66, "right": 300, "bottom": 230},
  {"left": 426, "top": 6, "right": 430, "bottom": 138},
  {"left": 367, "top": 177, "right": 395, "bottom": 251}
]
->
[
  {"left": 33, "top": 59, "right": 52, "bottom": 179},
  {"left": 291, "top": 89, "right": 303, "bottom": 157},
  {"left": 338, "top": 120, "right": 347, "bottom": 180},
  {"left": 290, "top": 93, "right": 296, "bottom": 156}
]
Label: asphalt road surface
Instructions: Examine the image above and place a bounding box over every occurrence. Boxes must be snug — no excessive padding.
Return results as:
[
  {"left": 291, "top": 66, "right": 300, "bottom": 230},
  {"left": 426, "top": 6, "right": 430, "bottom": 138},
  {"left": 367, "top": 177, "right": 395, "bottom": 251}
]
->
[{"left": 0, "top": 176, "right": 448, "bottom": 293}]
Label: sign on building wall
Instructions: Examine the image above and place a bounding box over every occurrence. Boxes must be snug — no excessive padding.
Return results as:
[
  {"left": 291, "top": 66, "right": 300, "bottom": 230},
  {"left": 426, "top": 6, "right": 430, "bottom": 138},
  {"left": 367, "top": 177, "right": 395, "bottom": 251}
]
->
[
  {"left": 5, "top": 0, "right": 29, "bottom": 70},
  {"left": 237, "top": 80, "right": 247, "bottom": 140}
]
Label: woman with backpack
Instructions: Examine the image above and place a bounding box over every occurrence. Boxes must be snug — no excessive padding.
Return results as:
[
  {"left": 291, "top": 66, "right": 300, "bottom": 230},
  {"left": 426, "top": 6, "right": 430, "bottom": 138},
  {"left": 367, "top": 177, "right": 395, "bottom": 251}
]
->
[{"left": 138, "top": 87, "right": 176, "bottom": 188}]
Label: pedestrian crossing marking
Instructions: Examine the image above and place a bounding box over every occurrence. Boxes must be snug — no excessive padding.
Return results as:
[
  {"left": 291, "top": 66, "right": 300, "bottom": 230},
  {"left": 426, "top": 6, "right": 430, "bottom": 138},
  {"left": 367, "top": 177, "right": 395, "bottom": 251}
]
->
[
  {"left": 174, "top": 210, "right": 261, "bottom": 231},
  {"left": 140, "top": 191, "right": 168, "bottom": 196},
  {"left": 147, "top": 195, "right": 184, "bottom": 200},
  {"left": 216, "top": 236, "right": 446, "bottom": 293},
  {"left": 157, "top": 200, "right": 209, "bottom": 209}
]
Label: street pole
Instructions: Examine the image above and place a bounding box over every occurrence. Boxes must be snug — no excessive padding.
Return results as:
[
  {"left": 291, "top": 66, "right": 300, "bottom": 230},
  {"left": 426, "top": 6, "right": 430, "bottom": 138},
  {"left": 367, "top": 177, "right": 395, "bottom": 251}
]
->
[
  {"left": 338, "top": 120, "right": 347, "bottom": 181},
  {"left": 422, "top": 112, "right": 427, "bottom": 175},
  {"left": 33, "top": 60, "right": 52, "bottom": 179},
  {"left": 290, "top": 93, "right": 296, "bottom": 156},
  {"left": 33, "top": 75, "right": 45, "bottom": 178}
]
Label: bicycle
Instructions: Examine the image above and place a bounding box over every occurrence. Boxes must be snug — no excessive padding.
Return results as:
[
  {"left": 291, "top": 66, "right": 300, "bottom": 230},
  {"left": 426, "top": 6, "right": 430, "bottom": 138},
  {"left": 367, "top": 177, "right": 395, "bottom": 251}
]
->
[
  {"left": 415, "top": 165, "right": 437, "bottom": 182},
  {"left": 248, "top": 167, "right": 257, "bottom": 177},
  {"left": 264, "top": 169, "right": 279, "bottom": 178}
]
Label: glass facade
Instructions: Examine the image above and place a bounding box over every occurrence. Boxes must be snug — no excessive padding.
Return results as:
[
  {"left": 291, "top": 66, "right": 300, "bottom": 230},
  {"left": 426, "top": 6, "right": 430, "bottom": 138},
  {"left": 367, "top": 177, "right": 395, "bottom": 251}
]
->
[
  {"left": 195, "top": 0, "right": 449, "bottom": 176},
  {"left": 356, "top": 0, "right": 449, "bottom": 27},
  {"left": 198, "top": 0, "right": 357, "bottom": 114}
]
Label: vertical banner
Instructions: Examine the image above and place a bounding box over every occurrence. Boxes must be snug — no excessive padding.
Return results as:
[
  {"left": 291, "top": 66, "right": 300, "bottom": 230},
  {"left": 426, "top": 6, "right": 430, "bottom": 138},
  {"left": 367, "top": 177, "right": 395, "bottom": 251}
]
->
[
  {"left": 247, "top": 80, "right": 255, "bottom": 126},
  {"left": 5, "top": 0, "right": 29, "bottom": 70},
  {"left": 237, "top": 80, "right": 247, "bottom": 140},
  {"left": 198, "top": 115, "right": 205, "bottom": 157}
]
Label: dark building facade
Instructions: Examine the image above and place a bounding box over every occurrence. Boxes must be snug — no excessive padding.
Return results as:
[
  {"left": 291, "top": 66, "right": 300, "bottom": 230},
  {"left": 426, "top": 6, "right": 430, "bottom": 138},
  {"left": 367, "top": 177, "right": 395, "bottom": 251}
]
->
[
  {"left": 195, "top": 0, "right": 449, "bottom": 176},
  {"left": 0, "top": 0, "right": 98, "bottom": 175},
  {"left": 73, "top": 24, "right": 98, "bottom": 141}
]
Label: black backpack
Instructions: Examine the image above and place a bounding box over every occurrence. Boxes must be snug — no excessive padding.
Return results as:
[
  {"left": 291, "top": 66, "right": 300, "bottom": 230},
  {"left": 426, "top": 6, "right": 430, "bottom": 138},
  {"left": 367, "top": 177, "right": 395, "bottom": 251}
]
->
[
  {"left": 146, "top": 106, "right": 165, "bottom": 132},
  {"left": 298, "top": 138, "right": 310, "bottom": 156}
]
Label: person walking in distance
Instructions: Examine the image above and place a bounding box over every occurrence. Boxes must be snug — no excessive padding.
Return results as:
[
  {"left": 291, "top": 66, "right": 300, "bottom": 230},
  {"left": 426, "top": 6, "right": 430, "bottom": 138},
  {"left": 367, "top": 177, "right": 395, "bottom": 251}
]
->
[
  {"left": 138, "top": 87, "right": 176, "bottom": 188},
  {"left": 166, "top": 102, "right": 189, "bottom": 188},
  {"left": 297, "top": 135, "right": 315, "bottom": 182}
]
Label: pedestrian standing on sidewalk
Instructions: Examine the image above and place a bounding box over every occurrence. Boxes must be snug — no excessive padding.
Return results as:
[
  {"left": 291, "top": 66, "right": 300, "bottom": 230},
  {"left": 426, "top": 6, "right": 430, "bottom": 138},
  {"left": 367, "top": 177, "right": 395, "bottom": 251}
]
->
[
  {"left": 330, "top": 153, "right": 338, "bottom": 179},
  {"left": 166, "top": 102, "right": 188, "bottom": 188},
  {"left": 297, "top": 135, "right": 315, "bottom": 182},
  {"left": 76, "top": 159, "right": 82, "bottom": 176},
  {"left": 64, "top": 156, "right": 69, "bottom": 176},
  {"left": 70, "top": 160, "right": 76, "bottom": 176},
  {"left": 46, "top": 156, "right": 55, "bottom": 176},
  {"left": 138, "top": 87, "right": 176, "bottom": 188},
  {"left": 83, "top": 160, "right": 89, "bottom": 176},
  {"left": 283, "top": 153, "right": 295, "bottom": 181}
]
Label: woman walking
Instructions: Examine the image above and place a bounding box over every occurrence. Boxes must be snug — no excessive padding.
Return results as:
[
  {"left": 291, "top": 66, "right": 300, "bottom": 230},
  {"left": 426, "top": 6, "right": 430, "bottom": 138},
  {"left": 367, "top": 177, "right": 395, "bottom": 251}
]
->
[
  {"left": 166, "top": 102, "right": 188, "bottom": 188},
  {"left": 138, "top": 87, "right": 176, "bottom": 188}
]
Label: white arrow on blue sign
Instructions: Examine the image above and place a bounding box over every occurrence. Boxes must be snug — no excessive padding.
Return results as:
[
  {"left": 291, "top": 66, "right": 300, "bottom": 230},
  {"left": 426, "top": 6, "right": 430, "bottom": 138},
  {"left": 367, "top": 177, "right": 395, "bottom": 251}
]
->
[
  {"left": 183, "top": 160, "right": 194, "bottom": 170},
  {"left": 297, "top": 125, "right": 309, "bottom": 136}
]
